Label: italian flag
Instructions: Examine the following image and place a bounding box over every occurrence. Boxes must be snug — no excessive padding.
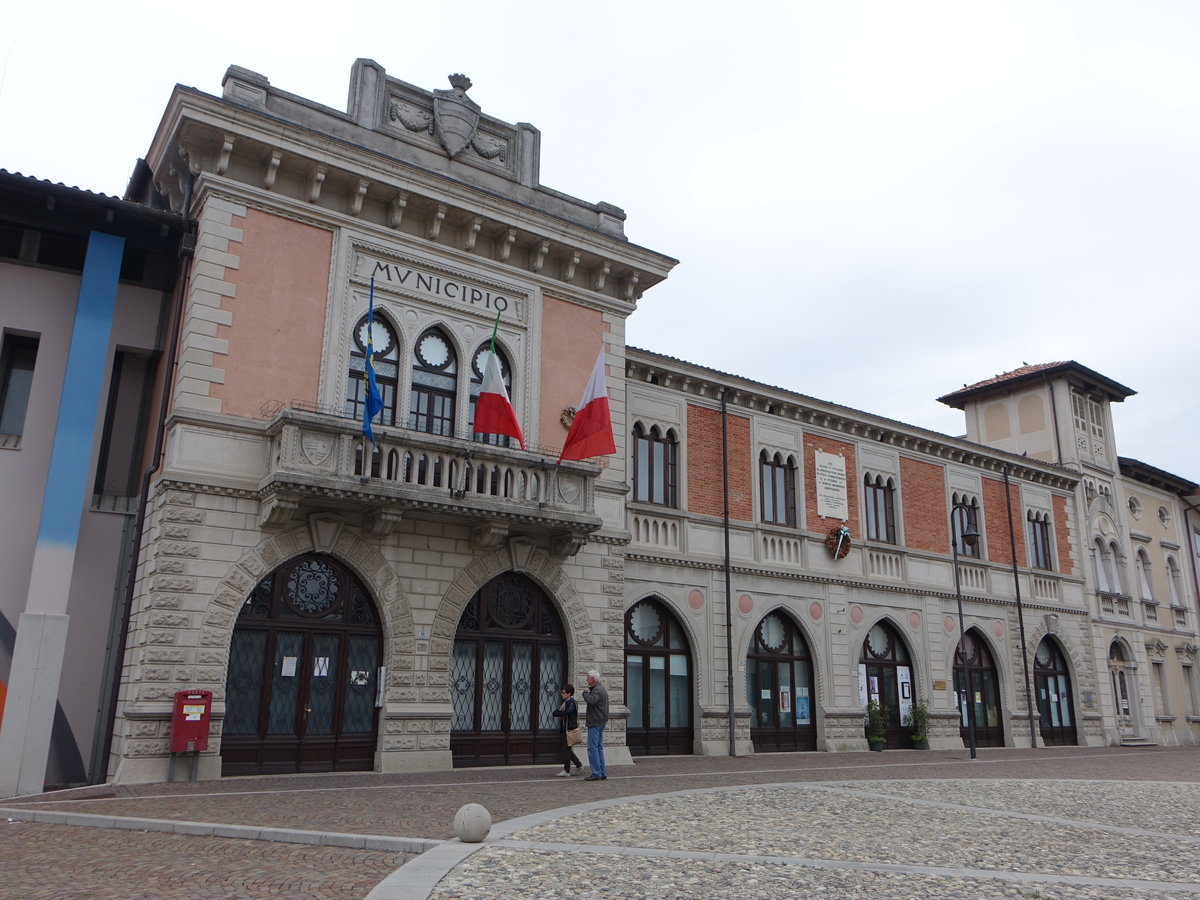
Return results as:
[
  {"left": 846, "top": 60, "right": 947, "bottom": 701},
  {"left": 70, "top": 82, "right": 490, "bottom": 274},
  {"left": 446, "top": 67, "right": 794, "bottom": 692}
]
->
[
  {"left": 558, "top": 345, "right": 616, "bottom": 462},
  {"left": 473, "top": 345, "right": 525, "bottom": 450}
]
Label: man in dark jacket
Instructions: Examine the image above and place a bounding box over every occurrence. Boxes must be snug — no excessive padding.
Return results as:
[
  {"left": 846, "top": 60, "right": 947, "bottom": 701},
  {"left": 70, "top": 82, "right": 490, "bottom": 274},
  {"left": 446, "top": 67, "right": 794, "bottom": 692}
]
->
[{"left": 581, "top": 670, "right": 609, "bottom": 780}]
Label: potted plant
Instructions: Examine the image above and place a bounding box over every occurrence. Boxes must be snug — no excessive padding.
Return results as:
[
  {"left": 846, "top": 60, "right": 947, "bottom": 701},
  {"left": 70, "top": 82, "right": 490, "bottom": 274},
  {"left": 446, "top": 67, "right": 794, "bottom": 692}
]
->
[
  {"left": 907, "top": 699, "right": 930, "bottom": 749},
  {"left": 865, "top": 699, "right": 888, "bottom": 751}
]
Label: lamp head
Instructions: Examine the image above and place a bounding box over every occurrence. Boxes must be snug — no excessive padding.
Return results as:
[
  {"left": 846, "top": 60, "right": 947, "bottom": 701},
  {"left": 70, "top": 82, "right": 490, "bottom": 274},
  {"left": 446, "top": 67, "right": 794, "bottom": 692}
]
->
[{"left": 962, "top": 521, "right": 980, "bottom": 549}]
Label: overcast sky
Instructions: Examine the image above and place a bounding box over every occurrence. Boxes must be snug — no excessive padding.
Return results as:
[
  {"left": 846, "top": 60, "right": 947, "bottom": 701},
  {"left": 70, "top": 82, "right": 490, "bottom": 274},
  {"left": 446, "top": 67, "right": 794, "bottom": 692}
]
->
[{"left": 3, "top": 2, "right": 1197, "bottom": 481}]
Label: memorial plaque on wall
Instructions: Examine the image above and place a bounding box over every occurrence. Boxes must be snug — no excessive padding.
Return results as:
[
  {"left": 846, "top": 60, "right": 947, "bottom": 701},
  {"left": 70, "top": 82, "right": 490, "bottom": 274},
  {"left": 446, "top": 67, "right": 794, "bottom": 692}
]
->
[{"left": 814, "top": 450, "right": 848, "bottom": 520}]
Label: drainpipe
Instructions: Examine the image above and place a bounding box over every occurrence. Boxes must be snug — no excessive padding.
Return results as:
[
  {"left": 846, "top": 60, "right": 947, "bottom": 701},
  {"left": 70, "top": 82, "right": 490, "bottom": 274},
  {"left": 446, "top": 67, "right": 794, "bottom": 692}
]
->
[
  {"left": 98, "top": 175, "right": 194, "bottom": 781},
  {"left": 721, "top": 388, "right": 736, "bottom": 757}
]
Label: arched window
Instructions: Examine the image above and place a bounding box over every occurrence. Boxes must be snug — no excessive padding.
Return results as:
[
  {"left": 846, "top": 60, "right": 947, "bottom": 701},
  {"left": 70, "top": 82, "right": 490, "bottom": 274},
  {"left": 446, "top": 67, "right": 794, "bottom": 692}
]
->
[
  {"left": 1027, "top": 510, "right": 1053, "bottom": 570},
  {"left": 863, "top": 473, "right": 896, "bottom": 544},
  {"left": 1166, "top": 556, "right": 1184, "bottom": 608},
  {"left": 1093, "top": 538, "right": 1114, "bottom": 593},
  {"left": 469, "top": 342, "right": 515, "bottom": 448},
  {"left": 632, "top": 423, "right": 678, "bottom": 507},
  {"left": 1035, "top": 637, "right": 1076, "bottom": 745},
  {"left": 859, "top": 621, "right": 914, "bottom": 747},
  {"left": 746, "top": 612, "right": 816, "bottom": 752},
  {"left": 951, "top": 493, "right": 981, "bottom": 558},
  {"left": 1108, "top": 540, "right": 1124, "bottom": 593},
  {"left": 953, "top": 630, "right": 1003, "bottom": 747},
  {"left": 1135, "top": 549, "right": 1154, "bottom": 601},
  {"left": 625, "top": 598, "right": 692, "bottom": 755},
  {"left": 760, "top": 450, "right": 796, "bottom": 527},
  {"left": 409, "top": 327, "right": 457, "bottom": 436},
  {"left": 346, "top": 313, "right": 398, "bottom": 426}
]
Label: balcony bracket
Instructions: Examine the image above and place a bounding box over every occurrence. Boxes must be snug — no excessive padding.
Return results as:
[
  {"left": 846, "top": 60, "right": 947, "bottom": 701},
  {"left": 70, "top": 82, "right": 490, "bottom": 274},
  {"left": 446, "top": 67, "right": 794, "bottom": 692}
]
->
[
  {"left": 364, "top": 504, "right": 404, "bottom": 537},
  {"left": 259, "top": 488, "right": 301, "bottom": 528},
  {"left": 551, "top": 530, "right": 588, "bottom": 559},
  {"left": 472, "top": 521, "right": 509, "bottom": 550}
]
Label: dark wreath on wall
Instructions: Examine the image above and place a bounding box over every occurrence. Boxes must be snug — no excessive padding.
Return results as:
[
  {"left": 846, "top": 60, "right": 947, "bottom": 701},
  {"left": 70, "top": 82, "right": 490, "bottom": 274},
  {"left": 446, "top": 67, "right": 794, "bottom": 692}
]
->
[{"left": 825, "top": 524, "right": 851, "bottom": 560}]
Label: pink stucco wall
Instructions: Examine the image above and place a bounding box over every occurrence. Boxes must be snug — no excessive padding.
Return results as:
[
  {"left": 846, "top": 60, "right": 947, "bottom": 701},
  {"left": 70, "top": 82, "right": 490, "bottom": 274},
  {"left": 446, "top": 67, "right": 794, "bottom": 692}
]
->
[
  {"left": 213, "top": 210, "right": 332, "bottom": 417},
  {"left": 538, "top": 295, "right": 607, "bottom": 454}
]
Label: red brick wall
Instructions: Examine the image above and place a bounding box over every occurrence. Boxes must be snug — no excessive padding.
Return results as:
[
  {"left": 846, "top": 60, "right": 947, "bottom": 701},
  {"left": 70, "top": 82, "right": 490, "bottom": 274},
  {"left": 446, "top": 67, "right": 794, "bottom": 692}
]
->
[
  {"left": 899, "top": 457, "right": 947, "bottom": 552},
  {"left": 686, "top": 404, "right": 752, "bottom": 521},
  {"left": 803, "top": 435, "right": 858, "bottom": 536},
  {"left": 1052, "top": 494, "right": 1074, "bottom": 575},
  {"left": 981, "top": 477, "right": 1027, "bottom": 567}
]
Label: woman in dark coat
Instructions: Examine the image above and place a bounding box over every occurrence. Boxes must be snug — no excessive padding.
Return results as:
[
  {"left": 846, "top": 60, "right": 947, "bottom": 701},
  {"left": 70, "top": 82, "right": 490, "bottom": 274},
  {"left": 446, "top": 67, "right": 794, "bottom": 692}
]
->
[{"left": 551, "top": 683, "right": 583, "bottom": 776}]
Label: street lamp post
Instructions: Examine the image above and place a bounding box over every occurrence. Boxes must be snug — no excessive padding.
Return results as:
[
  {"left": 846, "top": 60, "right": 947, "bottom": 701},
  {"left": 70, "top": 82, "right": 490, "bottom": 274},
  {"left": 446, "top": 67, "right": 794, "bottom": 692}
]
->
[{"left": 951, "top": 503, "right": 980, "bottom": 760}]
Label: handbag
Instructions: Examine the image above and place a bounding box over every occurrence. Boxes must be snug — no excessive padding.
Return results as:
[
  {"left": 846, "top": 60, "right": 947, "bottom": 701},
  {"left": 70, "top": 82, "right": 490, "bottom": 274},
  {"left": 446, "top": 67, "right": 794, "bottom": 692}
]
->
[{"left": 566, "top": 726, "right": 583, "bottom": 746}]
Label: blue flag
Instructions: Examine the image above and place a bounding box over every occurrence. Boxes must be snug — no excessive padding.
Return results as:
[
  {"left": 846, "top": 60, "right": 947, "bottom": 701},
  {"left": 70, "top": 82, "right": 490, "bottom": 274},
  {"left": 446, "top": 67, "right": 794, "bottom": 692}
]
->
[{"left": 362, "top": 277, "right": 384, "bottom": 446}]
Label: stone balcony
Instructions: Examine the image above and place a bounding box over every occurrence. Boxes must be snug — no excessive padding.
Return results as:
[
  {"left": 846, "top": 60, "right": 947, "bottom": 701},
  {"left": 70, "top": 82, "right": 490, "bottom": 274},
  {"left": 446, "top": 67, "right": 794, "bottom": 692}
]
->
[{"left": 255, "top": 408, "right": 601, "bottom": 554}]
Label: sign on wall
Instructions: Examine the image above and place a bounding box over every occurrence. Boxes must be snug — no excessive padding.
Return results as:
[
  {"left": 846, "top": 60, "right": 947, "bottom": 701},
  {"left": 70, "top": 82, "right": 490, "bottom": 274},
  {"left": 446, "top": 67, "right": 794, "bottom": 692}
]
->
[{"left": 815, "top": 450, "right": 848, "bottom": 520}]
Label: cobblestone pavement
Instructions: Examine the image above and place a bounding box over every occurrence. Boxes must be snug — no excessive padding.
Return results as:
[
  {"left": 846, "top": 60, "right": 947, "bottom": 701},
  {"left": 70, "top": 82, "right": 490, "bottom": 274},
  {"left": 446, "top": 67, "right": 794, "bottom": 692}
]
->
[
  {"left": 3, "top": 746, "right": 1198, "bottom": 899},
  {"left": 406, "top": 778, "right": 1200, "bottom": 900}
]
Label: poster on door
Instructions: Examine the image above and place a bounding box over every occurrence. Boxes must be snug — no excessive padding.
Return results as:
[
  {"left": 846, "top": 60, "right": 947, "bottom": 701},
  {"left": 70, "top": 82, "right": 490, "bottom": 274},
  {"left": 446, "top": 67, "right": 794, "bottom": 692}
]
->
[
  {"left": 857, "top": 664, "right": 869, "bottom": 710},
  {"left": 779, "top": 688, "right": 791, "bottom": 715},
  {"left": 897, "top": 666, "right": 913, "bottom": 726},
  {"left": 797, "top": 687, "right": 810, "bottom": 725}
]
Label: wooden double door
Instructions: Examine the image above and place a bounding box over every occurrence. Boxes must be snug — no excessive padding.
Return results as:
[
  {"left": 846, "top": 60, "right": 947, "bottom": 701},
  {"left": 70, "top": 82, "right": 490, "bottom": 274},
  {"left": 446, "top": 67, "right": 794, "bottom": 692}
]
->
[
  {"left": 450, "top": 573, "right": 567, "bottom": 767},
  {"left": 223, "top": 555, "right": 382, "bottom": 776}
]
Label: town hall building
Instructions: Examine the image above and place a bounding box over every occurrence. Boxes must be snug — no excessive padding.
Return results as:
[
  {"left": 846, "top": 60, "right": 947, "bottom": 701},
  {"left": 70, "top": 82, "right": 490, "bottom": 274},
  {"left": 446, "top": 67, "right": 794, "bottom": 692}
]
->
[{"left": 1, "top": 61, "right": 1196, "bottom": 794}]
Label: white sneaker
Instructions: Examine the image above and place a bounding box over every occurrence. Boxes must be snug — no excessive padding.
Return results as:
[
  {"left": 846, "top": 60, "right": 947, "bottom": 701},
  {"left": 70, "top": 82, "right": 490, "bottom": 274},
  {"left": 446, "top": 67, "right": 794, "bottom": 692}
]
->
[{"left": 555, "top": 770, "right": 571, "bottom": 776}]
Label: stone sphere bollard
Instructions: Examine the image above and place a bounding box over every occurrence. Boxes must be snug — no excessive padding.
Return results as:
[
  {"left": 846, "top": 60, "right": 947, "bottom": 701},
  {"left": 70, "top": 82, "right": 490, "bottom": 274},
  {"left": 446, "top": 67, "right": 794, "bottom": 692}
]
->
[{"left": 453, "top": 803, "right": 492, "bottom": 843}]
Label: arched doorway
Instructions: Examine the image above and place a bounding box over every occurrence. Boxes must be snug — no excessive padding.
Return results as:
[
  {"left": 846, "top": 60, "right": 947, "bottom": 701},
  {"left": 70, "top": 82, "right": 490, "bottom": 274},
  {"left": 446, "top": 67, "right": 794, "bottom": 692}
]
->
[
  {"left": 859, "top": 621, "right": 913, "bottom": 748},
  {"left": 747, "top": 611, "right": 817, "bottom": 752},
  {"left": 624, "top": 598, "right": 693, "bottom": 756},
  {"left": 222, "top": 554, "right": 383, "bottom": 776},
  {"left": 1035, "top": 637, "right": 1077, "bottom": 745},
  {"left": 1108, "top": 641, "right": 1139, "bottom": 741},
  {"left": 952, "top": 629, "right": 1004, "bottom": 747},
  {"left": 450, "top": 573, "right": 566, "bottom": 767}
]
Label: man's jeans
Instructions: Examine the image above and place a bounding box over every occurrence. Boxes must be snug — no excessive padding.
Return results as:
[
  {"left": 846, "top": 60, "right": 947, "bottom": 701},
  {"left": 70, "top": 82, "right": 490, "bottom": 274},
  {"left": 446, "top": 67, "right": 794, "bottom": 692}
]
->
[{"left": 586, "top": 723, "right": 607, "bottom": 777}]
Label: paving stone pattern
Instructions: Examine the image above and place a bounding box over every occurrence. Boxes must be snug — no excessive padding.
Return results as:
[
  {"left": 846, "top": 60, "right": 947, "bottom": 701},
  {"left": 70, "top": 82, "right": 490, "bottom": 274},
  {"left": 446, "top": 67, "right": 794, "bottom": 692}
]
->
[
  {"left": 3, "top": 747, "right": 1199, "bottom": 899},
  {"left": 1, "top": 820, "right": 413, "bottom": 900},
  {"left": 433, "top": 781, "right": 1200, "bottom": 899}
]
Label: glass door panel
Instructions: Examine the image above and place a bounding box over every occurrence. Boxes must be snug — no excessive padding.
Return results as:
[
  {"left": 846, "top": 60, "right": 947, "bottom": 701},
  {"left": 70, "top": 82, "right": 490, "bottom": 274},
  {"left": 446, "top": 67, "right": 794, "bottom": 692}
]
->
[
  {"left": 627, "top": 656, "right": 645, "bottom": 728},
  {"left": 268, "top": 632, "right": 303, "bottom": 735},
  {"left": 509, "top": 642, "right": 533, "bottom": 731},
  {"left": 669, "top": 655, "right": 690, "bottom": 727},
  {"left": 343, "top": 635, "right": 378, "bottom": 734},
  {"left": 451, "top": 640, "right": 476, "bottom": 731},
  {"left": 481, "top": 641, "right": 505, "bottom": 731},
  {"left": 649, "top": 656, "right": 667, "bottom": 728},
  {"left": 226, "top": 630, "right": 266, "bottom": 736},
  {"left": 306, "top": 634, "right": 339, "bottom": 737},
  {"left": 538, "top": 645, "right": 564, "bottom": 731}
]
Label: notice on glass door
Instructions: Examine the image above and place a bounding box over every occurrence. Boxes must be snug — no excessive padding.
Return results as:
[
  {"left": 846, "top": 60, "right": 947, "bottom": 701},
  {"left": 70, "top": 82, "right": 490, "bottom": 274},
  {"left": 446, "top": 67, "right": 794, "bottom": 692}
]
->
[{"left": 281, "top": 656, "right": 297, "bottom": 677}]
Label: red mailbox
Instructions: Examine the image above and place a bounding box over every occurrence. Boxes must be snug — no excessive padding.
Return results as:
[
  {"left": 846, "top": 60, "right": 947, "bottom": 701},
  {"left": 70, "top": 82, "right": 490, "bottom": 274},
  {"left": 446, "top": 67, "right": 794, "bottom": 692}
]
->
[{"left": 169, "top": 690, "right": 212, "bottom": 752}]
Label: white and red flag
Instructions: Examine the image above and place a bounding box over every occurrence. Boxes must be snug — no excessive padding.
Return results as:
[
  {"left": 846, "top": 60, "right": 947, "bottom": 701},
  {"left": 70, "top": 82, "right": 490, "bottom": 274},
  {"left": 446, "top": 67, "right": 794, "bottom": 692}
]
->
[
  {"left": 472, "top": 319, "right": 525, "bottom": 450},
  {"left": 558, "top": 345, "right": 616, "bottom": 462}
]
